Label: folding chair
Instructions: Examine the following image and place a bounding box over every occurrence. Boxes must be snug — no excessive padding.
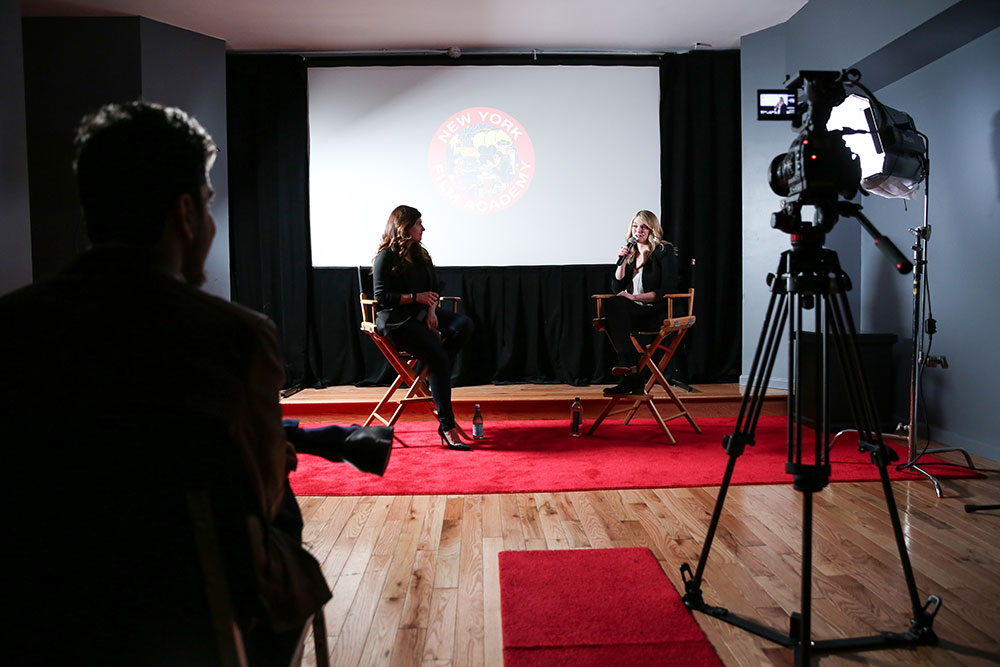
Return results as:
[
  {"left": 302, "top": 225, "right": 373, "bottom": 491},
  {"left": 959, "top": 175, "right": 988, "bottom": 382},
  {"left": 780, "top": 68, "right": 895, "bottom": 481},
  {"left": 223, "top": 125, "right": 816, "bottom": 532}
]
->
[
  {"left": 589, "top": 258, "right": 702, "bottom": 444},
  {"left": 357, "top": 266, "right": 466, "bottom": 437}
]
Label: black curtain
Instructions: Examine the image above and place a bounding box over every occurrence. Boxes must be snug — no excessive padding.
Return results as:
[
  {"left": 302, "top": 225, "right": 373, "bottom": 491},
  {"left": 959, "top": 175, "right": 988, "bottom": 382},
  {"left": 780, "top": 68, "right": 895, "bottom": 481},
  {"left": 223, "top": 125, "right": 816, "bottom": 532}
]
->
[
  {"left": 225, "top": 52, "right": 742, "bottom": 388},
  {"left": 315, "top": 266, "right": 616, "bottom": 387},
  {"left": 226, "top": 54, "right": 317, "bottom": 387},
  {"left": 659, "top": 51, "right": 742, "bottom": 383}
]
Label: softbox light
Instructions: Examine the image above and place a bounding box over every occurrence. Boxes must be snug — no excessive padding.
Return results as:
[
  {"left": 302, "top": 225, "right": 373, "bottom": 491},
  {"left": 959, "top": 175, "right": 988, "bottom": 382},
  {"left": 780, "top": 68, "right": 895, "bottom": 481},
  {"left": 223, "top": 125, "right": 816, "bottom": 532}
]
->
[{"left": 827, "top": 94, "right": 927, "bottom": 199}]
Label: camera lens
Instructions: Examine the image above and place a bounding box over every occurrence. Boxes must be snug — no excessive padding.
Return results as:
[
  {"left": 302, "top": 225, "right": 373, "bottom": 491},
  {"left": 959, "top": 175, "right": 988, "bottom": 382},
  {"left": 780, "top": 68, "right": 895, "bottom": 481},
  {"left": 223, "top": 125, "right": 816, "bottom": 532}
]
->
[{"left": 768, "top": 153, "right": 795, "bottom": 197}]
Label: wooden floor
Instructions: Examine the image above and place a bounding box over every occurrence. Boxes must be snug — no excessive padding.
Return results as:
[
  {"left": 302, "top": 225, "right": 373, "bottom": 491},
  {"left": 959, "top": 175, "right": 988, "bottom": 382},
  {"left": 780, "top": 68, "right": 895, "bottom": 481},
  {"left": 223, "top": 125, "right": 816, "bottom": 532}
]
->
[{"left": 292, "top": 384, "right": 1000, "bottom": 666}]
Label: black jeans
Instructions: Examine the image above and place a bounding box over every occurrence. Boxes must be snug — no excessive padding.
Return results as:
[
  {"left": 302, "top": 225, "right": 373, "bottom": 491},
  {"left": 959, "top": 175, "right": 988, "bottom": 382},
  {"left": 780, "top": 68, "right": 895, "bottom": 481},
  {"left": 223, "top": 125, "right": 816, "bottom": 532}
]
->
[
  {"left": 386, "top": 308, "right": 474, "bottom": 430},
  {"left": 605, "top": 296, "right": 668, "bottom": 366}
]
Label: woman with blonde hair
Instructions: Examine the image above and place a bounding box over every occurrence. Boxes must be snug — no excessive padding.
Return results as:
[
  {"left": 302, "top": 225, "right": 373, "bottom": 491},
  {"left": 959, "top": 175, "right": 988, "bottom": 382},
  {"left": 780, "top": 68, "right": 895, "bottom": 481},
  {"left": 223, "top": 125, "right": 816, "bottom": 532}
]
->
[
  {"left": 604, "top": 210, "right": 680, "bottom": 395},
  {"left": 372, "top": 205, "right": 474, "bottom": 449}
]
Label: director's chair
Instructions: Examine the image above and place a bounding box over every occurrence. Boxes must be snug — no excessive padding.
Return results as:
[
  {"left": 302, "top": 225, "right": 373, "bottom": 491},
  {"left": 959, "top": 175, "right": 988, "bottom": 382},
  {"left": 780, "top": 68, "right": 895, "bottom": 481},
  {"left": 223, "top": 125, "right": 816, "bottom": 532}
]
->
[
  {"left": 357, "top": 267, "right": 467, "bottom": 439},
  {"left": 589, "top": 258, "right": 702, "bottom": 444}
]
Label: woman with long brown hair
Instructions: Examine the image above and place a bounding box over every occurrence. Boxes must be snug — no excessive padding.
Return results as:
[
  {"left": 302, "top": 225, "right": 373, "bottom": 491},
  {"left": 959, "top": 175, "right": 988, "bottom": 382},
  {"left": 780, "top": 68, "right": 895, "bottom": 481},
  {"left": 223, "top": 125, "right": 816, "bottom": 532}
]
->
[
  {"left": 604, "top": 210, "right": 680, "bottom": 395},
  {"left": 372, "top": 205, "right": 474, "bottom": 450}
]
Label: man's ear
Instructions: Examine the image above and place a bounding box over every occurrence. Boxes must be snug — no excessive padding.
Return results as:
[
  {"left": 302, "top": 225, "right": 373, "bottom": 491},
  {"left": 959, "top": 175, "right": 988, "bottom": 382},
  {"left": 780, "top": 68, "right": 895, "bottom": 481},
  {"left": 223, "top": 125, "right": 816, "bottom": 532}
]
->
[{"left": 170, "top": 192, "right": 199, "bottom": 242}]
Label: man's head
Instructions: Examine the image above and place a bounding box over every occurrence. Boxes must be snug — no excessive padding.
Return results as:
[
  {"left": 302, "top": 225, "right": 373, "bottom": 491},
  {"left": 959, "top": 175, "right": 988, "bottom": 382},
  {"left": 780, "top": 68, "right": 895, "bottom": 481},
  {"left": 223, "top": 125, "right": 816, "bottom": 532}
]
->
[{"left": 74, "top": 101, "right": 218, "bottom": 284}]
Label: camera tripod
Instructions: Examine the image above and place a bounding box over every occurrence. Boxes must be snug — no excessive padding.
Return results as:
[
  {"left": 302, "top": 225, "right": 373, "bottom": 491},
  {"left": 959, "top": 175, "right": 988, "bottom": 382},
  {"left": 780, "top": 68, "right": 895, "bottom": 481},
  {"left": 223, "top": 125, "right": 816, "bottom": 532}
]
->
[{"left": 680, "top": 222, "right": 941, "bottom": 665}]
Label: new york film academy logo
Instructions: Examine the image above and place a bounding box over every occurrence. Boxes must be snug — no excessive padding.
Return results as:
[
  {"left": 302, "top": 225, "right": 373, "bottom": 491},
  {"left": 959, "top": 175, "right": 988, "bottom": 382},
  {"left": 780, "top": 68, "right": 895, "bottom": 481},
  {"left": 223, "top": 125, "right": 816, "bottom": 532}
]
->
[{"left": 428, "top": 107, "right": 535, "bottom": 214}]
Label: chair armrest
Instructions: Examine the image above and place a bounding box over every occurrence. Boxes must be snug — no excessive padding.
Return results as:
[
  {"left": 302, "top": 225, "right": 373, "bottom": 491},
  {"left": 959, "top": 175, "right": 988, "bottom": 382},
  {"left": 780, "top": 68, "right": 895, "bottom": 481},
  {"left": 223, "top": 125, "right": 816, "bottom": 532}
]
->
[
  {"left": 660, "top": 291, "right": 693, "bottom": 319},
  {"left": 359, "top": 297, "right": 379, "bottom": 328},
  {"left": 591, "top": 294, "right": 616, "bottom": 322}
]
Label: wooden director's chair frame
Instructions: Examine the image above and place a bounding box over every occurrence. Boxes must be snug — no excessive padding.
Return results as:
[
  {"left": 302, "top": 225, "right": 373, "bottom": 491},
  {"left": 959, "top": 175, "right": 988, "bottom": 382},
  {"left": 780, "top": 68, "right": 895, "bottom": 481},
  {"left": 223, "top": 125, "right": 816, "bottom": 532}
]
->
[
  {"left": 589, "top": 259, "right": 702, "bottom": 444},
  {"left": 357, "top": 267, "right": 468, "bottom": 440}
]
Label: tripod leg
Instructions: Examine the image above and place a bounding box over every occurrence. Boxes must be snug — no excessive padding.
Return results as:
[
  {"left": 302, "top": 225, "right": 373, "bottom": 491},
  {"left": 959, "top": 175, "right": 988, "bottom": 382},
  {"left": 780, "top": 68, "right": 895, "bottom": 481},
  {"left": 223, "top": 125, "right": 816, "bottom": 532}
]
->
[
  {"left": 683, "top": 261, "right": 790, "bottom": 608},
  {"left": 785, "top": 287, "right": 838, "bottom": 665}
]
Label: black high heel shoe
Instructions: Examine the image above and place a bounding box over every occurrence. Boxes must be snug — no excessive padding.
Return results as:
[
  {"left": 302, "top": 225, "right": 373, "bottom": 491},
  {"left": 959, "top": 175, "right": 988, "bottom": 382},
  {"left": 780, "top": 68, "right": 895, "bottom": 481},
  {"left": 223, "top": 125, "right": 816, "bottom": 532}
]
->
[{"left": 438, "top": 424, "right": 471, "bottom": 451}]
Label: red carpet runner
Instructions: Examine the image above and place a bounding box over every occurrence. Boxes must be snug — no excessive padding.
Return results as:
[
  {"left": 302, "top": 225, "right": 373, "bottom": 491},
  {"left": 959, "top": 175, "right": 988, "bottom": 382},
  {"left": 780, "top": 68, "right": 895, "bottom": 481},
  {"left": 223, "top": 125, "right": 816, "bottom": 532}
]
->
[
  {"left": 499, "top": 547, "right": 722, "bottom": 666},
  {"left": 289, "top": 416, "right": 980, "bottom": 496}
]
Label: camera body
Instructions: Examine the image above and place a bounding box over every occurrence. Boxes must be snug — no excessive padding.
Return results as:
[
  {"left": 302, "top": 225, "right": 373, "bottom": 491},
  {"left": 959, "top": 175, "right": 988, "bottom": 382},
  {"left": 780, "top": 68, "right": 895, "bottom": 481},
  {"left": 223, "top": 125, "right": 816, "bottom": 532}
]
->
[{"left": 767, "top": 71, "right": 862, "bottom": 234}]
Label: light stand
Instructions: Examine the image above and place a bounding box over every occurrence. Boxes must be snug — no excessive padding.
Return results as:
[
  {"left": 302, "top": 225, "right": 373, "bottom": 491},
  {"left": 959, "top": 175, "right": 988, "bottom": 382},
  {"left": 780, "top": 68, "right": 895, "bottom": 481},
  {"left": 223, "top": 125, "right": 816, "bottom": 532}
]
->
[
  {"left": 828, "top": 90, "right": 983, "bottom": 495},
  {"left": 888, "top": 161, "right": 978, "bottom": 496}
]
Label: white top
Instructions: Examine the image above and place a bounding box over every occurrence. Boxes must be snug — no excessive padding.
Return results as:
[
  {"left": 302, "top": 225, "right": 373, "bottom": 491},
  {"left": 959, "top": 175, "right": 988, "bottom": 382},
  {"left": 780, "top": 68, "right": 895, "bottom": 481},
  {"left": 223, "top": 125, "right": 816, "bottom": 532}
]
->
[
  {"left": 632, "top": 267, "right": 653, "bottom": 305},
  {"left": 632, "top": 266, "right": 644, "bottom": 294}
]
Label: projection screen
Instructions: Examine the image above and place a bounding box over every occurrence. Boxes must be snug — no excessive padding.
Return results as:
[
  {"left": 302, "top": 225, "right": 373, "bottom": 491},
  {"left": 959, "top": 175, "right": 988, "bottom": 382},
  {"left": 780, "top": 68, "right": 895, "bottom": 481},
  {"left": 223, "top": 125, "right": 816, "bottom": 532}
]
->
[{"left": 308, "top": 65, "right": 660, "bottom": 267}]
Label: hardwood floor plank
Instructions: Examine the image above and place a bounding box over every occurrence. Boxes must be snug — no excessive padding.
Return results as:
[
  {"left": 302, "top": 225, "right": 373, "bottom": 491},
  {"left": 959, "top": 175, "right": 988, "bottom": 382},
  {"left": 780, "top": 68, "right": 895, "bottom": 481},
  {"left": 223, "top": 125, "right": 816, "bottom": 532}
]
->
[
  {"left": 514, "top": 493, "right": 545, "bottom": 542},
  {"left": 434, "top": 496, "right": 463, "bottom": 588},
  {"left": 421, "top": 588, "right": 458, "bottom": 664},
  {"left": 388, "top": 627, "right": 424, "bottom": 667},
  {"left": 533, "top": 492, "right": 571, "bottom": 550},
  {"left": 481, "top": 536, "right": 504, "bottom": 667},
  {"left": 498, "top": 494, "right": 526, "bottom": 551},
  {"left": 382, "top": 520, "right": 422, "bottom": 603},
  {"left": 319, "top": 496, "right": 377, "bottom": 580},
  {"left": 481, "top": 494, "right": 502, "bottom": 539},
  {"left": 400, "top": 548, "right": 437, "bottom": 631},
  {"left": 417, "top": 495, "right": 448, "bottom": 552},
  {"left": 358, "top": 595, "right": 405, "bottom": 667},
  {"left": 568, "top": 491, "right": 616, "bottom": 548},
  {"left": 454, "top": 496, "right": 485, "bottom": 667},
  {"left": 332, "top": 553, "right": 392, "bottom": 666}
]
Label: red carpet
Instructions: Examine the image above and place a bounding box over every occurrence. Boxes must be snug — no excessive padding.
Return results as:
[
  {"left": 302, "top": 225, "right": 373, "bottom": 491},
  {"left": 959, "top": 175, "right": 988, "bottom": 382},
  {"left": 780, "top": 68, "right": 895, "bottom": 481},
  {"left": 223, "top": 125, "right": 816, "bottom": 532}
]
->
[
  {"left": 289, "top": 416, "right": 981, "bottom": 496},
  {"left": 499, "top": 547, "right": 722, "bottom": 666}
]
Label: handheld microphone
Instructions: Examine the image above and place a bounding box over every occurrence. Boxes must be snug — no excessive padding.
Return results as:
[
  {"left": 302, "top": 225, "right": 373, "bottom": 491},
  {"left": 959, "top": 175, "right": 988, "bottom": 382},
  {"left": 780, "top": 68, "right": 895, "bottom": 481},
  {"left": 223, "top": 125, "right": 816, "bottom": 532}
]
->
[{"left": 616, "top": 237, "right": 638, "bottom": 266}]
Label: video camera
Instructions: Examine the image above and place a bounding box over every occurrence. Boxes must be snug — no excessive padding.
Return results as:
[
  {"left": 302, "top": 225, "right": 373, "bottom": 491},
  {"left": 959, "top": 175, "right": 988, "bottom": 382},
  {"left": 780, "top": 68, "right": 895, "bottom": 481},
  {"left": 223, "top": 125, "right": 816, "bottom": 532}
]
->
[{"left": 767, "top": 70, "right": 862, "bottom": 234}]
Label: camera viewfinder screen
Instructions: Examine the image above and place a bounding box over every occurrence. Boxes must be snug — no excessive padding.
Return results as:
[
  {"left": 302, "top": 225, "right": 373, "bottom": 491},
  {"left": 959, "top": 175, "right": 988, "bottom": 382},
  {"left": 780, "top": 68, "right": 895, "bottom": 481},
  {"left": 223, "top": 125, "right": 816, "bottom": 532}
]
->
[{"left": 758, "top": 90, "right": 796, "bottom": 121}]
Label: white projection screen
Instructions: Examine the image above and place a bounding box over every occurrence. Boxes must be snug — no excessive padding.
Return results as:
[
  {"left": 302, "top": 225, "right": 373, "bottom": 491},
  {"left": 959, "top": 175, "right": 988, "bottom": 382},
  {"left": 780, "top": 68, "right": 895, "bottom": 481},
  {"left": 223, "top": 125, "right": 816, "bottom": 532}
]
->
[{"left": 308, "top": 65, "right": 661, "bottom": 267}]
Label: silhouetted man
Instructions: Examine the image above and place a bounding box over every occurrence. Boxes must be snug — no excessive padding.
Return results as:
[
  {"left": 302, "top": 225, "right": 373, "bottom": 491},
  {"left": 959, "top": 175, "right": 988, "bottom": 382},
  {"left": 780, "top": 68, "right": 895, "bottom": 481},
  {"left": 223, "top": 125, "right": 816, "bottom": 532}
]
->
[{"left": 1, "top": 101, "right": 348, "bottom": 665}]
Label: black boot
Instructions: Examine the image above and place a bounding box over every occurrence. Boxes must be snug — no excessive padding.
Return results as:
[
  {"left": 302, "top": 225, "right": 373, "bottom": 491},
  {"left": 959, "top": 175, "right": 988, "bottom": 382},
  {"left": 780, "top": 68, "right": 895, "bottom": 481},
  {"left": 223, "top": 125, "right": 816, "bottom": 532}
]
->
[{"left": 603, "top": 374, "right": 645, "bottom": 396}]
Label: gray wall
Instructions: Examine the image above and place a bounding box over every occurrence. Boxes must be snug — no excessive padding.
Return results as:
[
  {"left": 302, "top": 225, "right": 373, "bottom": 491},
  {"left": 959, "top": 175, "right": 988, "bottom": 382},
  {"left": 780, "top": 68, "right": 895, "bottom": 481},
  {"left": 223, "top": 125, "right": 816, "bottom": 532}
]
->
[
  {"left": 741, "top": 0, "right": 1000, "bottom": 458},
  {"left": 139, "top": 18, "right": 230, "bottom": 298},
  {"left": 22, "top": 17, "right": 142, "bottom": 282},
  {"left": 19, "top": 16, "right": 230, "bottom": 299},
  {"left": 0, "top": 2, "right": 32, "bottom": 296}
]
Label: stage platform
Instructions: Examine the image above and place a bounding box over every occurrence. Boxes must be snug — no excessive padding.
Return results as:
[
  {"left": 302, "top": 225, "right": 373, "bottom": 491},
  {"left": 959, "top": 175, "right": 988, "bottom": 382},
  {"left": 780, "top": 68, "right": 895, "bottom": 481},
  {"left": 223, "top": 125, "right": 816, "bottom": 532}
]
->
[{"left": 280, "top": 382, "right": 786, "bottom": 424}]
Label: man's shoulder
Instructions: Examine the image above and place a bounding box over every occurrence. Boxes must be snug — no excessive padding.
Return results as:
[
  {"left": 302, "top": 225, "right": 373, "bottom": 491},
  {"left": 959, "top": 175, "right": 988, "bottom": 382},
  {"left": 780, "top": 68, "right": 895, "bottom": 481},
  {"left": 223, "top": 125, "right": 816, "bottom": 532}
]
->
[
  {"left": 0, "top": 276, "right": 74, "bottom": 321},
  {"left": 181, "top": 286, "right": 277, "bottom": 338}
]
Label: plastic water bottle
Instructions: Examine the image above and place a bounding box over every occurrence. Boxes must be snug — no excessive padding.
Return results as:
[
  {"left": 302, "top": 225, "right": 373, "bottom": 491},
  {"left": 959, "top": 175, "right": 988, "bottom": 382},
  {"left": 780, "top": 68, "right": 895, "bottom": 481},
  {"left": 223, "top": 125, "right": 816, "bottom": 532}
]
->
[
  {"left": 570, "top": 397, "right": 583, "bottom": 437},
  {"left": 472, "top": 404, "right": 484, "bottom": 439}
]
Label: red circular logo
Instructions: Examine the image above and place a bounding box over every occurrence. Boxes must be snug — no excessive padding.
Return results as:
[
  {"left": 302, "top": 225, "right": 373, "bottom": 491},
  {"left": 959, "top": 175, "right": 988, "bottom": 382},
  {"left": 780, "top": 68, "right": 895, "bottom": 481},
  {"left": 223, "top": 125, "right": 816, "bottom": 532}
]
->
[{"left": 428, "top": 107, "right": 535, "bottom": 214}]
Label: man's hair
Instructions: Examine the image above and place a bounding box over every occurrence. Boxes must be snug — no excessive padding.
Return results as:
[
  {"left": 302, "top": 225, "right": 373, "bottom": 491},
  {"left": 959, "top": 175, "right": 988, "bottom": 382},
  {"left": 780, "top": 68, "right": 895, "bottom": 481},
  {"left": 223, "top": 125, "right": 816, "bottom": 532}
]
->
[{"left": 74, "top": 101, "right": 217, "bottom": 246}]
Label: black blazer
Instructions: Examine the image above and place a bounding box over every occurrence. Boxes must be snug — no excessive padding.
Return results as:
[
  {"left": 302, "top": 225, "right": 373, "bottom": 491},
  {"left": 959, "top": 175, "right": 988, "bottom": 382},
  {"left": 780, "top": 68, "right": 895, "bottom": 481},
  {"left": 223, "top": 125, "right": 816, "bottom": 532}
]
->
[
  {"left": 612, "top": 242, "right": 680, "bottom": 301},
  {"left": 372, "top": 246, "right": 443, "bottom": 334}
]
